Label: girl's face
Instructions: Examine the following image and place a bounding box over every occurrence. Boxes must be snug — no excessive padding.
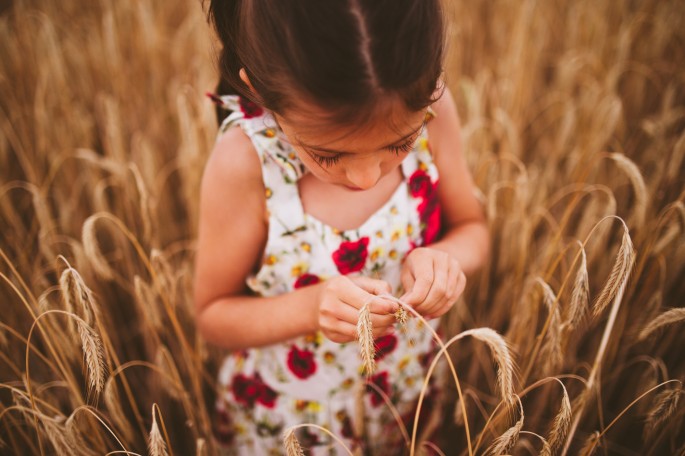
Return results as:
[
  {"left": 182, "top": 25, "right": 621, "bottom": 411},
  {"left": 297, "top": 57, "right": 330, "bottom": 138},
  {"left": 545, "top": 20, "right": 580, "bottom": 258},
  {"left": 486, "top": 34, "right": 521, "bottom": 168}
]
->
[{"left": 274, "top": 100, "right": 427, "bottom": 191}]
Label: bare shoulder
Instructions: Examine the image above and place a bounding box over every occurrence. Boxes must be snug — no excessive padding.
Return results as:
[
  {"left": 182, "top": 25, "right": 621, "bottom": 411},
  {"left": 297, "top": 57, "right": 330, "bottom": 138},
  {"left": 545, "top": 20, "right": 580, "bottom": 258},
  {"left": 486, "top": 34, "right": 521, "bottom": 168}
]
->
[
  {"left": 194, "top": 126, "right": 267, "bottom": 312},
  {"left": 203, "top": 126, "right": 264, "bottom": 187}
]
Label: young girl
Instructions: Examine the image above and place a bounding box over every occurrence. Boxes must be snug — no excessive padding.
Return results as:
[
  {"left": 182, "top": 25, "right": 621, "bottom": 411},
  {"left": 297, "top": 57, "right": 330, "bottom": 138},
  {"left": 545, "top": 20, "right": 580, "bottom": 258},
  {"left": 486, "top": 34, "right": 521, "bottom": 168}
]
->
[{"left": 194, "top": 1, "right": 489, "bottom": 454}]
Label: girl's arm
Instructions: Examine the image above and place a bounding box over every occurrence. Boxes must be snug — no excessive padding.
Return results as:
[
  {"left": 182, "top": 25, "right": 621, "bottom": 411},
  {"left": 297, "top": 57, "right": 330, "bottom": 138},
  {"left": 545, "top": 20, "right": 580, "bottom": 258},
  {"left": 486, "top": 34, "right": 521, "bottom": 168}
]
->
[
  {"left": 427, "top": 85, "right": 489, "bottom": 274},
  {"left": 399, "top": 86, "right": 489, "bottom": 317},
  {"left": 193, "top": 127, "right": 396, "bottom": 351}
]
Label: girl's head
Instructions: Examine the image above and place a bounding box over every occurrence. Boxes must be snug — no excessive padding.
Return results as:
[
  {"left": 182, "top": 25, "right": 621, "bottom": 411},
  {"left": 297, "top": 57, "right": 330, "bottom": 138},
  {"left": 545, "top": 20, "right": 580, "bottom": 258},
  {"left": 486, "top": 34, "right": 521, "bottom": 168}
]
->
[
  {"left": 209, "top": 0, "right": 445, "bottom": 120},
  {"left": 208, "top": 0, "right": 446, "bottom": 189}
]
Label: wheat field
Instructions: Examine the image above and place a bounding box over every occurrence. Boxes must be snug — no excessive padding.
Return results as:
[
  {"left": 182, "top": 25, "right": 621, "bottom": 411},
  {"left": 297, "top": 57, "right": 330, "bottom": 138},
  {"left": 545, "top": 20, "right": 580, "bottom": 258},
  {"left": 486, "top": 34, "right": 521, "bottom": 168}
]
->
[{"left": 1, "top": 0, "right": 684, "bottom": 454}]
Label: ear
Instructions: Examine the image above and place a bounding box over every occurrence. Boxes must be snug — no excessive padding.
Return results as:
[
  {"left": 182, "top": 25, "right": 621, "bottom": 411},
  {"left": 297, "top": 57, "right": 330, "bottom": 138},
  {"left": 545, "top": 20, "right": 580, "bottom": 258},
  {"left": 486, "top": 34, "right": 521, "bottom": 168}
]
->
[{"left": 239, "top": 68, "right": 257, "bottom": 95}]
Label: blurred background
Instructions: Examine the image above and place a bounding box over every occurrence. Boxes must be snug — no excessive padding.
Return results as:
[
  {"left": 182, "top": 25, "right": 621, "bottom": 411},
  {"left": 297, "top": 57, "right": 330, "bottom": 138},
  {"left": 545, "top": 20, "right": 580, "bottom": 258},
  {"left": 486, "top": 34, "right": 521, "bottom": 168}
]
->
[{"left": 1, "top": 0, "right": 684, "bottom": 454}]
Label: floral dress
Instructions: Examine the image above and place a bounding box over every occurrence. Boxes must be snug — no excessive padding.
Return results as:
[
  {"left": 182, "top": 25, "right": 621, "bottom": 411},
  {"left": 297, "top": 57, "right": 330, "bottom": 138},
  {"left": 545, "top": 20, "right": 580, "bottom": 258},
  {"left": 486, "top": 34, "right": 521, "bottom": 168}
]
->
[{"left": 211, "top": 95, "right": 443, "bottom": 455}]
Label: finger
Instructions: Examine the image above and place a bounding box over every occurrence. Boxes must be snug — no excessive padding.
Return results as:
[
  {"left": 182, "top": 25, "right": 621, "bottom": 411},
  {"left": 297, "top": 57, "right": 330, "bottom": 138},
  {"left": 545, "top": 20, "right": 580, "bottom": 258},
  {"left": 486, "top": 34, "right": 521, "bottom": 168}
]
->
[
  {"left": 404, "top": 265, "right": 434, "bottom": 307},
  {"left": 430, "top": 269, "right": 466, "bottom": 319},
  {"left": 444, "top": 260, "right": 460, "bottom": 301},
  {"left": 374, "top": 326, "right": 396, "bottom": 339},
  {"left": 328, "top": 319, "right": 359, "bottom": 339},
  {"left": 421, "top": 253, "right": 450, "bottom": 316},
  {"left": 455, "top": 270, "right": 467, "bottom": 298},
  {"left": 350, "top": 276, "right": 392, "bottom": 296},
  {"left": 369, "top": 313, "right": 397, "bottom": 330},
  {"left": 328, "top": 276, "right": 376, "bottom": 312},
  {"left": 326, "top": 298, "right": 397, "bottom": 327},
  {"left": 325, "top": 329, "right": 355, "bottom": 344},
  {"left": 400, "top": 267, "right": 415, "bottom": 302}
]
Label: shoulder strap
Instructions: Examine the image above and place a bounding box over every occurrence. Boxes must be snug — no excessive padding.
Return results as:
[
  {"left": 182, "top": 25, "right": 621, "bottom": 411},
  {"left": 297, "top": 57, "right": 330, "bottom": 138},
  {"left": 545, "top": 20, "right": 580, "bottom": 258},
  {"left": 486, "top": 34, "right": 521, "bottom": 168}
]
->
[{"left": 212, "top": 94, "right": 308, "bottom": 232}]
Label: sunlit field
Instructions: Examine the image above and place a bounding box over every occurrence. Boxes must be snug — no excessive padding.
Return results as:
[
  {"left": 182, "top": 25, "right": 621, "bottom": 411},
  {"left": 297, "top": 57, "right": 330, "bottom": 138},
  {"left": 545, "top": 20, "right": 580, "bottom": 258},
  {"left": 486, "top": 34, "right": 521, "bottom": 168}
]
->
[{"left": 1, "top": 0, "right": 684, "bottom": 454}]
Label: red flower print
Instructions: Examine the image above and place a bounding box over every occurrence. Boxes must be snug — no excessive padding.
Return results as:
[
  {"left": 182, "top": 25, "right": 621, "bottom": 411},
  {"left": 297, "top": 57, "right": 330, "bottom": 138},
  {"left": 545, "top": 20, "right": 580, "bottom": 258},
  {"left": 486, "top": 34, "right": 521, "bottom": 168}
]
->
[
  {"left": 231, "top": 373, "right": 261, "bottom": 407},
  {"left": 408, "top": 169, "right": 433, "bottom": 199},
  {"left": 254, "top": 373, "right": 278, "bottom": 408},
  {"left": 340, "top": 412, "right": 354, "bottom": 439},
  {"left": 294, "top": 273, "right": 321, "bottom": 289},
  {"left": 287, "top": 345, "right": 317, "bottom": 379},
  {"left": 367, "top": 371, "right": 391, "bottom": 407},
  {"left": 212, "top": 407, "right": 235, "bottom": 446},
  {"left": 239, "top": 96, "right": 264, "bottom": 118},
  {"left": 332, "top": 237, "right": 370, "bottom": 275},
  {"left": 417, "top": 181, "right": 442, "bottom": 245},
  {"left": 231, "top": 373, "right": 278, "bottom": 409},
  {"left": 374, "top": 334, "right": 398, "bottom": 361}
]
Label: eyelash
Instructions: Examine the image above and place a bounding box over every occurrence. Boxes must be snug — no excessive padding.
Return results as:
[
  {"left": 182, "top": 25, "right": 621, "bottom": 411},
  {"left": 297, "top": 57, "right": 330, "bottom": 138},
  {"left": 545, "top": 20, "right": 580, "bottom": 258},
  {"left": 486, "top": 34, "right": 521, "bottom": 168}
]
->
[
  {"left": 312, "top": 154, "right": 342, "bottom": 167},
  {"left": 310, "top": 137, "right": 417, "bottom": 168},
  {"left": 389, "top": 139, "right": 416, "bottom": 155}
]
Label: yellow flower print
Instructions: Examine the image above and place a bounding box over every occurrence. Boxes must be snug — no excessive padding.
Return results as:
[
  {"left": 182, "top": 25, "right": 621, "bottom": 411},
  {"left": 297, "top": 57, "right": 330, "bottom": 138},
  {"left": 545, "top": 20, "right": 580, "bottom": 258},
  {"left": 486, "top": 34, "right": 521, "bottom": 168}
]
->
[
  {"left": 295, "top": 400, "right": 309, "bottom": 412},
  {"left": 406, "top": 223, "right": 414, "bottom": 235},
  {"left": 304, "top": 332, "right": 323, "bottom": 346},
  {"left": 419, "top": 161, "right": 428, "bottom": 171},
  {"left": 375, "top": 230, "right": 384, "bottom": 238},
  {"left": 265, "top": 187, "right": 273, "bottom": 199},
  {"left": 341, "top": 378, "right": 354, "bottom": 390},
  {"left": 390, "top": 205, "right": 399, "bottom": 215},
  {"left": 323, "top": 351, "right": 336, "bottom": 364},
  {"left": 291, "top": 262, "right": 308, "bottom": 277},
  {"left": 264, "top": 128, "right": 276, "bottom": 138},
  {"left": 391, "top": 227, "right": 403, "bottom": 242},
  {"left": 300, "top": 242, "right": 311, "bottom": 252},
  {"left": 264, "top": 254, "right": 277, "bottom": 265},
  {"left": 418, "top": 137, "right": 429, "bottom": 152},
  {"left": 288, "top": 152, "right": 297, "bottom": 160},
  {"left": 389, "top": 249, "right": 398, "bottom": 260},
  {"left": 405, "top": 377, "right": 416, "bottom": 387},
  {"left": 370, "top": 247, "right": 384, "bottom": 262},
  {"left": 398, "top": 356, "right": 411, "bottom": 370},
  {"left": 307, "top": 402, "right": 322, "bottom": 413}
]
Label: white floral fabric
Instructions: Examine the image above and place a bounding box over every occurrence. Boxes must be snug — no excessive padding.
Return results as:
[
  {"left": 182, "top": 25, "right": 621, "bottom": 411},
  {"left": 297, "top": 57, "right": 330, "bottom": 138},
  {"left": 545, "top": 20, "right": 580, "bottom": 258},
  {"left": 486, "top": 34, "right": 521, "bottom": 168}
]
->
[{"left": 211, "top": 95, "right": 443, "bottom": 455}]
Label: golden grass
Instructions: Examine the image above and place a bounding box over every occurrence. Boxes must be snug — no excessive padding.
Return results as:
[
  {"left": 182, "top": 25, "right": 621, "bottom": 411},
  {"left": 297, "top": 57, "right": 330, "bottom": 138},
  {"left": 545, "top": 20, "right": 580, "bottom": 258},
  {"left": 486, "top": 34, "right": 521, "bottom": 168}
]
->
[{"left": 1, "top": 0, "right": 684, "bottom": 454}]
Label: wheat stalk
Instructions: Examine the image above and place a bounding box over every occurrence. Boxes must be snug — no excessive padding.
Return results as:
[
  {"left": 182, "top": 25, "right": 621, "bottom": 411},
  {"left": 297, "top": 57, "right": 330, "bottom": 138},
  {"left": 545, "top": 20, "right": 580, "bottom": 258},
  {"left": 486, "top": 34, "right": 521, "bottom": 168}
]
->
[
  {"left": 606, "top": 153, "right": 648, "bottom": 228},
  {"left": 578, "top": 431, "right": 600, "bottom": 456},
  {"left": 82, "top": 216, "right": 115, "bottom": 281},
  {"left": 643, "top": 385, "right": 682, "bottom": 439},
  {"left": 77, "top": 320, "right": 105, "bottom": 398},
  {"left": 567, "top": 242, "right": 589, "bottom": 329},
  {"left": 541, "top": 383, "right": 572, "bottom": 456},
  {"left": 535, "top": 278, "right": 563, "bottom": 375},
  {"left": 484, "top": 396, "right": 523, "bottom": 456},
  {"left": 592, "top": 223, "right": 636, "bottom": 316},
  {"left": 638, "top": 307, "right": 685, "bottom": 341},
  {"left": 283, "top": 428, "right": 305, "bottom": 456},
  {"left": 148, "top": 405, "right": 169, "bottom": 456},
  {"left": 356, "top": 301, "right": 376, "bottom": 376}
]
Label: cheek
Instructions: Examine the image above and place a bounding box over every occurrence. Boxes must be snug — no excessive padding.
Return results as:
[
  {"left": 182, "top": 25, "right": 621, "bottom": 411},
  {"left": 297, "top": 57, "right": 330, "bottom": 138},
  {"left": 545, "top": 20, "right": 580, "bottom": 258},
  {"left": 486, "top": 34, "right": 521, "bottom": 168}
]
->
[{"left": 381, "top": 152, "right": 409, "bottom": 173}]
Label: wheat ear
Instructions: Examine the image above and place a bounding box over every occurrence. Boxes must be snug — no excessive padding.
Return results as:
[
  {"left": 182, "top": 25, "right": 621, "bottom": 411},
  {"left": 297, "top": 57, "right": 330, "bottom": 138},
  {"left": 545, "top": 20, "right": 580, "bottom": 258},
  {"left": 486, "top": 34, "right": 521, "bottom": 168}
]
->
[
  {"left": 638, "top": 307, "right": 685, "bottom": 340},
  {"left": 357, "top": 300, "right": 376, "bottom": 376}
]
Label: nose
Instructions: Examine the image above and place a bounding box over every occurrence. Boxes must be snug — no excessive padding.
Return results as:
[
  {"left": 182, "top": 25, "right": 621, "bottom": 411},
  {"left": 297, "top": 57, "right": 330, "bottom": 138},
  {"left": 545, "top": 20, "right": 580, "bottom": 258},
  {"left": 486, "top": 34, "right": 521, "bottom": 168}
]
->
[{"left": 345, "top": 160, "right": 382, "bottom": 190}]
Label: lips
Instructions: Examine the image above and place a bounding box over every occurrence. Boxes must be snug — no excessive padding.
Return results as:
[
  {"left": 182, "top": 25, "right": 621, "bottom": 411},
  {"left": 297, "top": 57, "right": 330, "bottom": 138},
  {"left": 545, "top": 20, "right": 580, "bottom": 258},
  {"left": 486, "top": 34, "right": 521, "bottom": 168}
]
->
[{"left": 344, "top": 185, "right": 365, "bottom": 191}]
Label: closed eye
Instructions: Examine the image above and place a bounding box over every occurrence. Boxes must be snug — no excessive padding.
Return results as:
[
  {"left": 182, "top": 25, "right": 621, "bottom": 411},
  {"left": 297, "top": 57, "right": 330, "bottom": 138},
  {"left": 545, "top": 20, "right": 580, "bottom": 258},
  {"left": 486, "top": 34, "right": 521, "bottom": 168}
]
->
[
  {"left": 388, "top": 140, "right": 416, "bottom": 155},
  {"left": 310, "top": 152, "right": 342, "bottom": 167}
]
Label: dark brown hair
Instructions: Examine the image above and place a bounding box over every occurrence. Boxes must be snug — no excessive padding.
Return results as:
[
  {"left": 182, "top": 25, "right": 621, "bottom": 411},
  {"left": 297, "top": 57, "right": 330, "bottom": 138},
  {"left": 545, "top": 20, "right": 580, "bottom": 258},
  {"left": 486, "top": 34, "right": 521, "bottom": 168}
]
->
[{"left": 208, "top": 0, "right": 445, "bottom": 124}]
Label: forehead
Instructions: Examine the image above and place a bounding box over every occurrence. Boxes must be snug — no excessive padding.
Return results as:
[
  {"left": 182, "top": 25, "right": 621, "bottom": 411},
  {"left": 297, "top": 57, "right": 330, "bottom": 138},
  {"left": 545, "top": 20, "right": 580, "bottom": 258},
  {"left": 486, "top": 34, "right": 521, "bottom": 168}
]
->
[{"left": 275, "top": 97, "right": 426, "bottom": 150}]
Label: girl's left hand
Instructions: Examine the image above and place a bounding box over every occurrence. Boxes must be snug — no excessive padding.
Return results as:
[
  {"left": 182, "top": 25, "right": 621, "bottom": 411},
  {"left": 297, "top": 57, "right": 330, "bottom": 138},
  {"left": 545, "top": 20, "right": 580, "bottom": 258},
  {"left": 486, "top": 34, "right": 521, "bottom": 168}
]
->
[{"left": 399, "top": 247, "right": 466, "bottom": 319}]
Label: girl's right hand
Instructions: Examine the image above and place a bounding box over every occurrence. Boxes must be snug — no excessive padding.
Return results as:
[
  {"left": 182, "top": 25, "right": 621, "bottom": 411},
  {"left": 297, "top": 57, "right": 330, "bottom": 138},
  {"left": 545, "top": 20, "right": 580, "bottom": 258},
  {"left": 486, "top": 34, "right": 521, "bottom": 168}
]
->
[{"left": 317, "top": 276, "right": 398, "bottom": 344}]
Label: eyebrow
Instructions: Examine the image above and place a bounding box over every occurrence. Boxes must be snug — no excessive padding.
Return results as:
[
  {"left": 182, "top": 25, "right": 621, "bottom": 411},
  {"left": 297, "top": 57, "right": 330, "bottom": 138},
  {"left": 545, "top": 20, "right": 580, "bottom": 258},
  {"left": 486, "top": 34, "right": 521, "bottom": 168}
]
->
[{"left": 296, "top": 121, "right": 426, "bottom": 154}]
